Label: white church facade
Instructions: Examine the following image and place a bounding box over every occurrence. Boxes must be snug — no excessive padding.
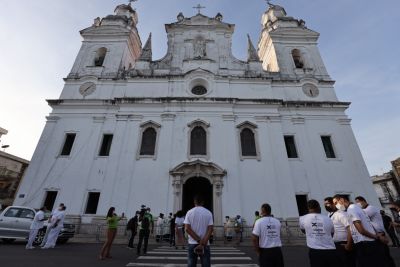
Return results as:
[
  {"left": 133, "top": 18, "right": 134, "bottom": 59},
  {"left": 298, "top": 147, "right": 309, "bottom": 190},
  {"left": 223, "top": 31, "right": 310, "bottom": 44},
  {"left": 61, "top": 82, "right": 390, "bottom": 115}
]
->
[{"left": 14, "top": 3, "right": 379, "bottom": 225}]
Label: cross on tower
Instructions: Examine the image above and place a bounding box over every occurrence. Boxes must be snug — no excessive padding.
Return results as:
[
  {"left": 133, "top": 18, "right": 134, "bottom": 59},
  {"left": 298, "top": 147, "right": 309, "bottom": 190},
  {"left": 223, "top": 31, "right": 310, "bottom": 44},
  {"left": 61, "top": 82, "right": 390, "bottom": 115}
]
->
[
  {"left": 265, "top": 0, "right": 275, "bottom": 7},
  {"left": 193, "top": 4, "right": 206, "bottom": 14}
]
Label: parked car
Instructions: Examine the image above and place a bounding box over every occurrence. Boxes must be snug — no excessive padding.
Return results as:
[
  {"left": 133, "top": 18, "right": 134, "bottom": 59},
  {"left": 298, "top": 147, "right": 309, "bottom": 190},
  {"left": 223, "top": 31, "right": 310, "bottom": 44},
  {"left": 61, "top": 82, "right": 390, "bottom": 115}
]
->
[{"left": 0, "top": 206, "right": 75, "bottom": 245}]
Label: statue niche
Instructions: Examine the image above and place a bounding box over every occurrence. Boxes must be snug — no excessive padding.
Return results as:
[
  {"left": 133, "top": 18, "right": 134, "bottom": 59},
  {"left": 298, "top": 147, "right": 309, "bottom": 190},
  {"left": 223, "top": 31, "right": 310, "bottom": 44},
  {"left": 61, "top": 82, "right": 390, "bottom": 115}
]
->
[{"left": 193, "top": 38, "right": 206, "bottom": 59}]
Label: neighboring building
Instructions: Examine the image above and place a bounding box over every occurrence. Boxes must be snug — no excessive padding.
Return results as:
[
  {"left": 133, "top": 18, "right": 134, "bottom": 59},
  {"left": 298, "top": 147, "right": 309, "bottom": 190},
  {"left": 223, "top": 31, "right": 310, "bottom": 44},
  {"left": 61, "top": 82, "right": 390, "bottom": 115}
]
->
[
  {"left": 0, "top": 151, "right": 29, "bottom": 207},
  {"left": 14, "top": 3, "right": 380, "bottom": 224},
  {"left": 372, "top": 157, "right": 400, "bottom": 211}
]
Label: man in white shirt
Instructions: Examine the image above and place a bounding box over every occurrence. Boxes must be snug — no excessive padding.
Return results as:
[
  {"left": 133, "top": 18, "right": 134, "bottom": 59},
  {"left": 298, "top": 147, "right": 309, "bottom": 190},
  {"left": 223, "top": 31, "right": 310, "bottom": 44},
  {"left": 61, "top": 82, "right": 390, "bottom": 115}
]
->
[
  {"left": 333, "top": 194, "right": 386, "bottom": 267},
  {"left": 355, "top": 196, "right": 395, "bottom": 267},
  {"left": 184, "top": 195, "right": 213, "bottom": 267},
  {"left": 40, "top": 203, "right": 64, "bottom": 246},
  {"left": 252, "top": 203, "right": 284, "bottom": 267},
  {"left": 42, "top": 205, "right": 66, "bottom": 249},
  {"left": 299, "top": 199, "right": 342, "bottom": 267},
  {"left": 324, "top": 197, "right": 355, "bottom": 267},
  {"left": 26, "top": 207, "right": 47, "bottom": 249}
]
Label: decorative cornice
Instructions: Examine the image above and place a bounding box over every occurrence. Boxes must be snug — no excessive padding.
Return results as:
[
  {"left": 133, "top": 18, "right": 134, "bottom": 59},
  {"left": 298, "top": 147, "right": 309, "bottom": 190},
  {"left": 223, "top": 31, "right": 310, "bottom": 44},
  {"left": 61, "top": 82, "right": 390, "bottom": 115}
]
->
[
  {"left": 337, "top": 118, "right": 352, "bottom": 125},
  {"left": 46, "top": 116, "right": 60, "bottom": 122},
  {"left": 93, "top": 116, "right": 106, "bottom": 123}
]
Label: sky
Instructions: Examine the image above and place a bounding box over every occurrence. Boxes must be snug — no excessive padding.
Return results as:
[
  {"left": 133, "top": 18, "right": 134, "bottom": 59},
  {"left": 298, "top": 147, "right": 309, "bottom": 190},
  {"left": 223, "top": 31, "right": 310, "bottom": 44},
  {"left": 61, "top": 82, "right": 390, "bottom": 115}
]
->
[{"left": 0, "top": 0, "right": 399, "bottom": 176}]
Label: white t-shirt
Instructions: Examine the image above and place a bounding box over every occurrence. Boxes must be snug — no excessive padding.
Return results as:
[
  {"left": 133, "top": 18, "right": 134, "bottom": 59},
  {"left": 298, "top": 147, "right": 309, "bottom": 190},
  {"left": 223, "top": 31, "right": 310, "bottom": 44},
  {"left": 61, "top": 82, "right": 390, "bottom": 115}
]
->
[
  {"left": 183, "top": 206, "right": 213, "bottom": 245},
  {"left": 252, "top": 216, "right": 282, "bottom": 248},
  {"left": 51, "top": 210, "right": 65, "bottom": 228},
  {"left": 364, "top": 205, "right": 385, "bottom": 233},
  {"left": 330, "top": 210, "right": 350, "bottom": 242},
  {"left": 299, "top": 213, "right": 335, "bottom": 249},
  {"left": 175, "top": 217, "right": 185, "bottom": 228},
  {"left": 347, "top": 204, "right": 375, "bottom": 243},
  {"left": 30, "top": 210, "right": 45, "bottom": 230}
]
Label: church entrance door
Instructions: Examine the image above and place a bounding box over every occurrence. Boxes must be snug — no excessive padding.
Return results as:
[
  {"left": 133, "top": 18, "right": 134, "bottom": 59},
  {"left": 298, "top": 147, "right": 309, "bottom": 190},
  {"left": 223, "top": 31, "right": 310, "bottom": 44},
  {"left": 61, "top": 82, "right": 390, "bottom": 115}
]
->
[{"left": 182, "top": 177, "right": 213, "bottom": 214}]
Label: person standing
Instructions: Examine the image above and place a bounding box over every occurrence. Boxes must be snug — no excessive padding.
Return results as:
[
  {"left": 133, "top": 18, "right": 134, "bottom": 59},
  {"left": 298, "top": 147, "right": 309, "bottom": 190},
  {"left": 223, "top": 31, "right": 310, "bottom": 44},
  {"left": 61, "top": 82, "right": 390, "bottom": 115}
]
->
[
  {"left": 252, "top": 203, "right": 284, "bottom": 267},
  {"left": 169, "top": 212, "right": 176, "bottom": 247},
  {"left": 381, "top": 210, "right": 400, "bottom": 247},
  {"left": 253, "top": 211, "right": 261, "bottom": 227},
  {"left": 99, "top": 207, "right": 124, "bottom": 260},
  {"left": 40, "top": 203, "right": 64, "bottom": 247},
  {"left": 184, "top": 195, "right": 213, "bottom": 267},
  {"left": 175, "top": 210, "right": 185, "bottom": 249},
  {"left": 324, "top": 197, "right": 355, "bottom": 267},
  {"left": 355, "top": 196, "right": 395, "bottom": 267},
  {"left": 299, "top": 199, "right": 342, "bottom": 267},
  {"left": 234, "top": 215, "right": 243, "bottom": 245},
  {"left": 42, "top": 206, "right": 67, "bottom": 249},
  {"left": 333, "top": 194, "right": 386, "bottom": 267},
  {"left": 127, "top": 211, "right": 139, "bottom": 249},
  {"left": 137, "top": 209, "right": 151, "bottom": 255},
  {"left": 145, "top": 207, "right": 154, "bottom": 236},
  {"left": 26, "top": 207, "right": 47, "bottom": 249},
  {"left": 156, "top": 213, "right": 165, "bottom": 242}
]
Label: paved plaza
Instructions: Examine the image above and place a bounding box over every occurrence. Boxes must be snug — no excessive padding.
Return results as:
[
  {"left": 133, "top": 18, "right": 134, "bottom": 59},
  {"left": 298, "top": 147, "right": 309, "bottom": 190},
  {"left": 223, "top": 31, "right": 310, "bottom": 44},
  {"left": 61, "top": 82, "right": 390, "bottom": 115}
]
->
[{"left": 1, "top": 241, "right": 400, "bottom": 267}]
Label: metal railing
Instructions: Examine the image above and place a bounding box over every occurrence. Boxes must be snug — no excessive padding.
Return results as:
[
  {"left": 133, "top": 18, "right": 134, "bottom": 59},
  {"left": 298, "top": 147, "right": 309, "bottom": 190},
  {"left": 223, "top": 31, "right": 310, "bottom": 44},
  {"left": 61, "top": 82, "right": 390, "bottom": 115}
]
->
[{"left": 69, "top": 219, "right": 308, "bottom": 245}]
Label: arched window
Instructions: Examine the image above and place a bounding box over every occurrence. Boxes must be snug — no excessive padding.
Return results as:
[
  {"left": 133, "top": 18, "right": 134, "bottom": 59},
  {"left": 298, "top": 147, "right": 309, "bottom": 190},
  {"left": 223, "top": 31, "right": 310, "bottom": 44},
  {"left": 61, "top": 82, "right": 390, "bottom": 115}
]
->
[
  {"left": 291, "top": 49, "right": 304, "bottom": 69},
  {"left": 94, "top": 47, "right": 107, "bottom": 66},
  {"left": 237, "top": 121, "right": 260, "bottom": 160},
  {"left": 240, "top": 128, "right": 257, "bottom": 156},
  {"left": 190, "top": 126, "right": 207, "bottom": 155},
  {"left": 140, "top": 127, "right": 157, "bottom": 156},
  {"left": 137, "top": 121, "right": 161, "bottom": 160}
]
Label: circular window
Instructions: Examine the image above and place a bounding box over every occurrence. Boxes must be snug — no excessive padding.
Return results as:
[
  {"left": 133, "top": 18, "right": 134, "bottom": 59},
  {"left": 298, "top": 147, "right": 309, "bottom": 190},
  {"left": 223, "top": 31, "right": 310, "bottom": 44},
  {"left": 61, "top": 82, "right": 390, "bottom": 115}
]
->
[
  {"left": 302, "top": 83, "right": 319, "bottom": 98},
  {"left": 191, "top": 86, "right": 207, "bottom": 96}
]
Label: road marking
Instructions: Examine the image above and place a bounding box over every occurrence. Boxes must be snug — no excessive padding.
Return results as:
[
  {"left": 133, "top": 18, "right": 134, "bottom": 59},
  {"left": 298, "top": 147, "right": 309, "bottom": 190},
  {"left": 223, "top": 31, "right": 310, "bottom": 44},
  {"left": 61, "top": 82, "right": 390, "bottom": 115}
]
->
[
  {"left": 137, "top": 256, "right": 252, "bottom": 260},
  {"left": 127, "top": 264, "right": 259, "bottom": 267},
  {"left": 147, "top": 251, "right": 245, "bottom": 255}
]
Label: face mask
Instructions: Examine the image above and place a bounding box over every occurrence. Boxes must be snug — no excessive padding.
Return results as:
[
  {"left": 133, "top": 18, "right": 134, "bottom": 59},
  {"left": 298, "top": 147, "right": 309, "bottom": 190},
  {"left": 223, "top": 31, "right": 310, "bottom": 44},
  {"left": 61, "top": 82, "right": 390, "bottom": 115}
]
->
[
  {"left": 336, "top": 204, "right": 345, "bottom": 211},
  {"left": 356, "top": 203, "right": 363, "bottom": 208}
]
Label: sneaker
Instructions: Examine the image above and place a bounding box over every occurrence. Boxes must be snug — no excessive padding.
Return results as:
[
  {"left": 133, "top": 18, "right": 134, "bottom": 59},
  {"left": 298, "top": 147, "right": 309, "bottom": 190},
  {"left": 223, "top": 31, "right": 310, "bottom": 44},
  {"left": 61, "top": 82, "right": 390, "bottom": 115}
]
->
[
  {"left": 127, "top": 246, "right": 133, "bottom": 250},
  {"left": 25, "top": 246, "right": 34, "bottom": 250}
]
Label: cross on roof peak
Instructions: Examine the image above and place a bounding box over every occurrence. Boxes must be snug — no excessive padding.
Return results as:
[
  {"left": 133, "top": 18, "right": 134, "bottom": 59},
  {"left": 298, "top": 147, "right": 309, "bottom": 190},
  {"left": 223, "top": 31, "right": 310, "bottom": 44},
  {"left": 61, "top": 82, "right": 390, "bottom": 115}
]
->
[
  {"left": 193, "top": 4, "right": 206, "bottom": 14},
  {"left": 128, "top": 0, "right": 138, "bottom": 5},
  {"left": 266, "top": 0, "right": 275, "bottom": 7}
]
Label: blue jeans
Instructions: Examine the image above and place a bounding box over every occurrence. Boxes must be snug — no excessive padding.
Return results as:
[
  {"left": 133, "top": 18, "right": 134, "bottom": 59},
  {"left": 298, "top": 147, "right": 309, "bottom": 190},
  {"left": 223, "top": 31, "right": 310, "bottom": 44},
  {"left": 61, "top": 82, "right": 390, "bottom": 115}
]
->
[{"left": 188, "top": 244, "right": 211, "bottom": 267}]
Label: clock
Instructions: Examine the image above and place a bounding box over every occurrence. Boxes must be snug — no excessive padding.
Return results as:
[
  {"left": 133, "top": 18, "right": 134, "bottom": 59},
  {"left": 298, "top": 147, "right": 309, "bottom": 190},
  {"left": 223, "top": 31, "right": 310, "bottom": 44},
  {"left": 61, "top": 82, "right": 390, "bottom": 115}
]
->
[
  {"left": 302, "top": 83, "right": 319, "bottom": 98},
  {"left": 79, "top": 82, "right": 96, "bottom": 96}
]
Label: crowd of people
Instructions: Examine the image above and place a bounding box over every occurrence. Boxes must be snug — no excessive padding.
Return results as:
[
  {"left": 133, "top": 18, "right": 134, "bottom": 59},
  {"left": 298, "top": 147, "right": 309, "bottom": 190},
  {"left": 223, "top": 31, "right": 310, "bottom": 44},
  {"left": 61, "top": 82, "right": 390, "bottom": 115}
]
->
[
  {"left": 23, "top": 194, "right": 400, "bottom": 267},
  {"left": 251, "top": 195, "right": 399, "bottom": 267}
]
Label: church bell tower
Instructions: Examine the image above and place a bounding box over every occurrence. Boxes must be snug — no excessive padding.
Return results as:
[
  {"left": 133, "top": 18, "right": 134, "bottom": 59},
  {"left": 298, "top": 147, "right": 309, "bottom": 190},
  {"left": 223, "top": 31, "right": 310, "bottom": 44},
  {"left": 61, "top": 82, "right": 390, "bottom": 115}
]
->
[
  {"left": 258, "top": 4, "right": 331, "bottom": 80},
  {"left": 67, "top": 3, "right": 142, "bottom": 79}
]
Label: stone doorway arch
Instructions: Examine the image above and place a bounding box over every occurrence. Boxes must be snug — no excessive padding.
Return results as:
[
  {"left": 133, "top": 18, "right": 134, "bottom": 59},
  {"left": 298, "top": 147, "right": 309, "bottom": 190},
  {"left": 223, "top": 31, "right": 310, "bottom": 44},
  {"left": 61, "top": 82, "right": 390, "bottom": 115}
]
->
[{"left": 169, "top": 160, "right": 226, "bottom": 225}]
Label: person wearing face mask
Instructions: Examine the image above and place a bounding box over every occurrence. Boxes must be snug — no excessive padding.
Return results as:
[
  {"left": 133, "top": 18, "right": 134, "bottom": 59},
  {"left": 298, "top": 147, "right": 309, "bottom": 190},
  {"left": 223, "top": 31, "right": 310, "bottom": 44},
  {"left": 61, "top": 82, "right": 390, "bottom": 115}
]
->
[
  {"left": 355, "top": 196, "right": 395, "bottom": 267},
  {"left": 324, "top": 197, "right": 355, "bottom": 267},
  {"left": 299, "top": 199, "right": 343, "bottom": 267},
  {"left": 332, "top": 194, "right": 386, "bottom": 267}
]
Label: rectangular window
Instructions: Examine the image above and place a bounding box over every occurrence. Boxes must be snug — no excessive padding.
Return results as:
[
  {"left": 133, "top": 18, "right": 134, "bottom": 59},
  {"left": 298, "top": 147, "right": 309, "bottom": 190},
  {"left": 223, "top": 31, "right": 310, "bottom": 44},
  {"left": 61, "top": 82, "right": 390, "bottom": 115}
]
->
[
  {"left": 60, "top": 133, "right": 76, "bottom": 156},
  {"left": 43, "top": 191, "right": 58, "bottom": 211},
  {"left": 85, "top": 192, "right": 100, "bottom": 214},
  {"left": 295, "top": 194, "right": 308, "bottom": 216},
  {"left": 321, "top": 136, "right": 336, "bottom": 158},
  {"left": 99, "top": 134, "right": 113, "bottom": 156},
  {"left": 284, "top": 136, "right": 298, "bottom": 158}
]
